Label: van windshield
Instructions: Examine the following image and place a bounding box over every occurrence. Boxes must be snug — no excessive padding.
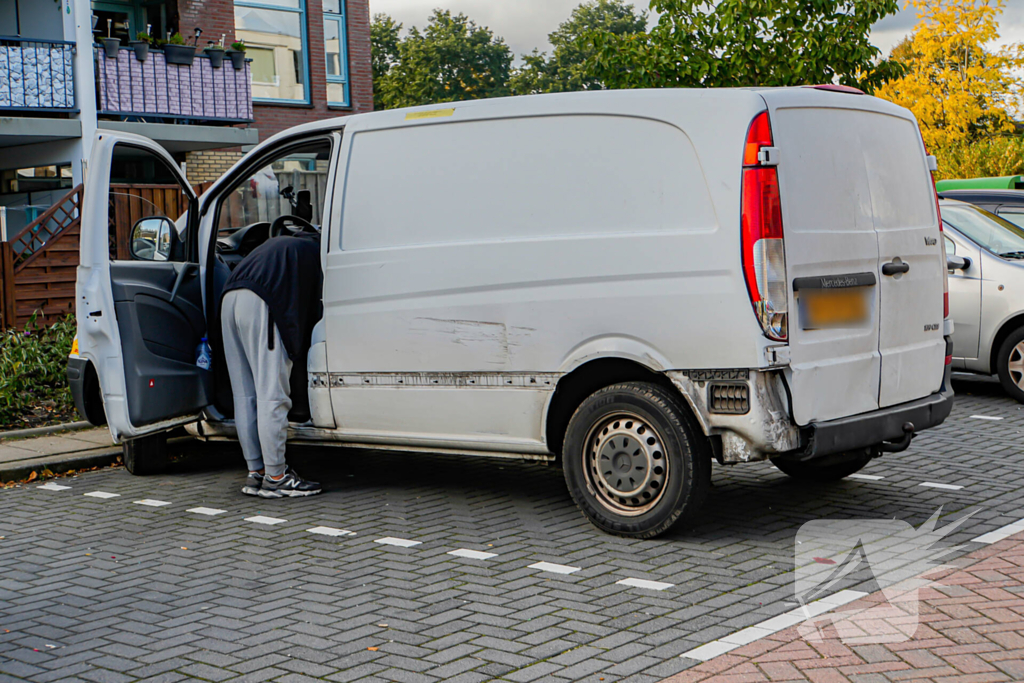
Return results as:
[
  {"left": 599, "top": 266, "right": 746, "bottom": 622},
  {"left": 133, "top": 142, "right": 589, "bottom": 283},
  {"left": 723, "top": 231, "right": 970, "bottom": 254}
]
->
[{"left": 941, "top": 203, "right": 1024, "bottom": 260}]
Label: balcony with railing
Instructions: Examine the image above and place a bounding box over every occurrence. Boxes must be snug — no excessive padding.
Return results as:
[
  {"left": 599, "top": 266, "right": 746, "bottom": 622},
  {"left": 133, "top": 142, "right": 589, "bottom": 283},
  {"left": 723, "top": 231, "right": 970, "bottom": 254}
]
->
[
  {"left": 95, "top": 46, "right": 253, "bottom": 123},
  {"left": 0, "top": 37, "right": 76, "bottom": 112}
]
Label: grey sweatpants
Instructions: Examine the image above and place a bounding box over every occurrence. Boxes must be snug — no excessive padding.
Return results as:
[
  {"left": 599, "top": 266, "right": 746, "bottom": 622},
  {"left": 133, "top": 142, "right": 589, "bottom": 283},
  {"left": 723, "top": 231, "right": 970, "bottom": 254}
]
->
[{"left": 221, "top": 289, "right": 293, "bottom": 477}]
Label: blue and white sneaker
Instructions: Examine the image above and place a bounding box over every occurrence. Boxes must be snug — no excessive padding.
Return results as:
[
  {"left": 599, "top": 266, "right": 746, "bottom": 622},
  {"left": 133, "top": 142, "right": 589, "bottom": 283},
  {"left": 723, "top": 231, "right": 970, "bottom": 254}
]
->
[
  {"left": 241, "top": 471, "right": 264, "bottom": 497},
  {"left": 258, "top": 468, "right": 322, "bottom": 498}
]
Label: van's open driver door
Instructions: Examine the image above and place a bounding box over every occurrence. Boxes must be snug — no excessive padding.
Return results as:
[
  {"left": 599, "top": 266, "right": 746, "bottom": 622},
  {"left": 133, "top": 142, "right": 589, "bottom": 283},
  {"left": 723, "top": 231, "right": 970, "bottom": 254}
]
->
[{"left": 76, "top": 131, "right": 210, "bottom": 443}]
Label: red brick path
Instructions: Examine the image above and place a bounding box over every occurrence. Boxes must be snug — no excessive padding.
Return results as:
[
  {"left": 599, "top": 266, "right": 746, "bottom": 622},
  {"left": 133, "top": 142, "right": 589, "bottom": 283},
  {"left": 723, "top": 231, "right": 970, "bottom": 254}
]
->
[{"left": 663, "top": 533, "right": 1024, "bottom": 682}]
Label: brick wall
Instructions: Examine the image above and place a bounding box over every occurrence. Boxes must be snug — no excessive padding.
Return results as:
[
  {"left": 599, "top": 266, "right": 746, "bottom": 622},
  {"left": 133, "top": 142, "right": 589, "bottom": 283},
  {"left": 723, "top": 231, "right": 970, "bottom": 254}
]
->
[
  {"left": 178, "top": 1, "right": 235, "bottom": 50},
  {"left": 176, "top": 0, "right": 373, "bottom": 146},
  {"left": 185, "top": 150, "right": 244, "bottom": 184}
]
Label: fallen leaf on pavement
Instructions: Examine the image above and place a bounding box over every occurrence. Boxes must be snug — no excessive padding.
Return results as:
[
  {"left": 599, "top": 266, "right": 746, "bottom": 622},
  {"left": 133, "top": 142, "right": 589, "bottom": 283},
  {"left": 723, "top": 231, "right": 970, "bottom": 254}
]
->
[{"left": 367, "top": 647, "right": 378, "bottom": 651}]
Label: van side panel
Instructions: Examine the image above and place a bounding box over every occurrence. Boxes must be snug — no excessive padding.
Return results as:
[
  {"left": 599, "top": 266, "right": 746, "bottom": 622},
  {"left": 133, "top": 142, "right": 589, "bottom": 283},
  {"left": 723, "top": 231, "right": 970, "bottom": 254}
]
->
[
  {"left": 323, "top": 107, "right": 756, "bottom": 448},
  {"left": 340, "top": 115, "right": 716, "bottom": 250}
]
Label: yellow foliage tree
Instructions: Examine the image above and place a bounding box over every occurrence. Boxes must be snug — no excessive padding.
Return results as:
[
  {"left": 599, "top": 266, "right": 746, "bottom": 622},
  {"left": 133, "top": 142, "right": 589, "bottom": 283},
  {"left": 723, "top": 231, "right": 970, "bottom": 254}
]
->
[{"left": 876, "top": 0, "right": 1024, "bottom": 150}]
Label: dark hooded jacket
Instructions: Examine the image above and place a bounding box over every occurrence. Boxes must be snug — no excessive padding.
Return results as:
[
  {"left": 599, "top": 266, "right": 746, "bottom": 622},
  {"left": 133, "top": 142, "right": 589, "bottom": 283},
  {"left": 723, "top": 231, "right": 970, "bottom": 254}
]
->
[{"left": 221, "top": 233, "right": 323, "bottom": 361}]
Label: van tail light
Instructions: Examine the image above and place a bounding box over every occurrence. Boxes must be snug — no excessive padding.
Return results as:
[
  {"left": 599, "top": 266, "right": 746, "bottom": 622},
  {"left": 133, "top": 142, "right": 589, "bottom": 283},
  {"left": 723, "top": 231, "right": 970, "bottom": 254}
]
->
[{"left": 741, "top": 112, "right": 788, "bottom": 342}]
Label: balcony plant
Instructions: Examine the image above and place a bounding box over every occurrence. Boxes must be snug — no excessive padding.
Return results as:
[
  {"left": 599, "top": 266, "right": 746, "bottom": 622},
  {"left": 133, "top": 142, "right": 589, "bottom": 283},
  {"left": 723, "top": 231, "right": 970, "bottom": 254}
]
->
[
  {"left": 204, "top": 41, "right": 225, "bottom": 68},
  {"left": 130, "top": 31, "right": 152, "bottom": 62},
  {"left": 163, "top": 32, "right": 196, "bottom": 66},
  {"left": 100, "top": 19, "right": 120, "bottom": 59},
  {"left": 226, "top": 41, "right": 247, "bottom": 70}
]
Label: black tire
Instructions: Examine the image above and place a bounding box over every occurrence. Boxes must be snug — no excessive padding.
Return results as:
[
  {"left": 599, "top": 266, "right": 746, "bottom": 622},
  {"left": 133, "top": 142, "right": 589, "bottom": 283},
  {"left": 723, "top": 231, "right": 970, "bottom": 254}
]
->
[
  {"left": 122, "top": 432, "right": 169, "bottom": 476},
  {"left": 562, "top": 382, "right": 711, "bottom": 538},
  {"left": 995, "top": 326, "right": 1024, "bottom": 404},
  {"left": 770, "top": 451, "right": 872, "bottom": 482}
]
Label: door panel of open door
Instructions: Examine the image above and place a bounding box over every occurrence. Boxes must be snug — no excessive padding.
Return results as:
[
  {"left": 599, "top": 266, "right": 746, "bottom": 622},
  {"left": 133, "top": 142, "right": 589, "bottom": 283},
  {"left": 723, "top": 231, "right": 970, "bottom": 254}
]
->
[{"left": 76, "top": 131, "right": 210, "bottom": 443}]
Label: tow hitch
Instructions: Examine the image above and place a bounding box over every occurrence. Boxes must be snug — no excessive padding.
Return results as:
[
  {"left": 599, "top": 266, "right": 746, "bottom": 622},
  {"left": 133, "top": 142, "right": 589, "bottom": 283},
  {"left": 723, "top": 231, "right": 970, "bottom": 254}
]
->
[{"left": 879, "top": 422, "right": 915, "bottom": 453}]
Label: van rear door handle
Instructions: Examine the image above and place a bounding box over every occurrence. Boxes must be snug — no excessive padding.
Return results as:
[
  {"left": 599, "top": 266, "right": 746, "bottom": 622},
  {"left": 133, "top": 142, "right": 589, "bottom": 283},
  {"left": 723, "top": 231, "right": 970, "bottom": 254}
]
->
[{"left": 882, "top": 261, "right": 910, "bottom": 276}]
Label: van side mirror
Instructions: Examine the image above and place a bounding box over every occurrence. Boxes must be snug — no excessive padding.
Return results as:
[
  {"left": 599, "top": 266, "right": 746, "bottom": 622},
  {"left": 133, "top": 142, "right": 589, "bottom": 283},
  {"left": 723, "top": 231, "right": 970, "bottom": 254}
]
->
[
  {"left": 130, "top": 217, "right": 175, "bottom": 262},
  {"left": 946, "top": 255, "right": 970, "bottom": 272}
]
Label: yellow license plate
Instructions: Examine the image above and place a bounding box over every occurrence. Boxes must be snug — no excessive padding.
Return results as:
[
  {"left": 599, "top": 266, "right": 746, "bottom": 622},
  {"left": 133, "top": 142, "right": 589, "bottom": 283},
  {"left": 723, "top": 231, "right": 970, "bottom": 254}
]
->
[{"left": 800, "top": 288, "right": 870, "bottom": 329}]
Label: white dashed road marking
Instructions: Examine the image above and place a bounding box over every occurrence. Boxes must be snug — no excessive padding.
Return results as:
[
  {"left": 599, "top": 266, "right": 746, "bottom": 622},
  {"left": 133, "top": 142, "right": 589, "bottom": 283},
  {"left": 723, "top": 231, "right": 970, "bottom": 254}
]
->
[
  {"left": 308, "top": 526, "right": 356, "bottom": 537},
  {"left": 187, "top": 507, "right": 227, "bottom": 516},
  {"left": 83, "top": 491, "right": 119, "bottom": 499},
  {"left": 848, "top": 473, "right": 884, "bottom": 481},
  {"left": 448, "top": 549, "right": 497, "bottom": 560},
  {"left": 972, "top": 518, "right": 1024, "bottom": 544},
  {"left": 245, "top": 516, "right": 287, "bottom": 525},
  {"left": 374, "top": 537, "right": 421, "bottom": 548},
  {"left": 919, "top": 482, "right": 964, "bottom": 490},
  {"left": 134, "top": 499, "right": 172, "bottom": 507},
  {"left": 37, "top": 483, "right": 71, "bottom": 491},
  {"left": 616, "top": 578, "right": 674, "bottom": 591},
  {"left": 969, "top": 415, "right": 1004, "bottom": 421},
  {"left": 528, "top": 561, "right": 580, "bottom": 575},
  {"left": 681, "top": 589, "right": 867, "bottom": 661}
]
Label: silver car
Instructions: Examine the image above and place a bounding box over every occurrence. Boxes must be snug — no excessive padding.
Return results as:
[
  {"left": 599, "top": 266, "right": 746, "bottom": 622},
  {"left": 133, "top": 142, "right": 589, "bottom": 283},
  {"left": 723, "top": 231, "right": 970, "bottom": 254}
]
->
[{"left": 941, "top": 199, "right": 1024, "bottom": 402}]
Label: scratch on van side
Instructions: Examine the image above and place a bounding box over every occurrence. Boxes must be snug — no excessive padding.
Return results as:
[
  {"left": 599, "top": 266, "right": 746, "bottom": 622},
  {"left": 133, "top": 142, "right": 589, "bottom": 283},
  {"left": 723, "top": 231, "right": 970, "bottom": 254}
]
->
[{"left": 413, "top": 318, "right": 534, "bottom": 367}]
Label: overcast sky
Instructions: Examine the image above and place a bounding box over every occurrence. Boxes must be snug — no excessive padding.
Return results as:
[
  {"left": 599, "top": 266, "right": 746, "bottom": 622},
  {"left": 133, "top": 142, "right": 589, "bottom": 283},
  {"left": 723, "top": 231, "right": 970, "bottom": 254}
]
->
[{"left": 368, "top": 0, "right": 1024, "bottom": 61}]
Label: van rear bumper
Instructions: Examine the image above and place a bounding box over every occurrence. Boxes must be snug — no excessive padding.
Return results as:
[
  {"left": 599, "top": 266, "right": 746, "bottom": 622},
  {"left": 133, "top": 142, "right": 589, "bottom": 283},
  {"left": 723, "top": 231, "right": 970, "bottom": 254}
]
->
[{"left": 797, "top": 362, "right": 954, "bottom": 461}]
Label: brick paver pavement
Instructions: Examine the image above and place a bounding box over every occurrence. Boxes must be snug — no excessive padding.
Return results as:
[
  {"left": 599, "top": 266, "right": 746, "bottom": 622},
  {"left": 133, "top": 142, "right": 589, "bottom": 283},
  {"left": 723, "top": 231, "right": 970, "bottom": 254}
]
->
[
  {"left": 662, "top": 530, "right": 1024, "bottom": 682},
  {"left": 0, "top": 375, "right": 1021, "bottom": 683}
]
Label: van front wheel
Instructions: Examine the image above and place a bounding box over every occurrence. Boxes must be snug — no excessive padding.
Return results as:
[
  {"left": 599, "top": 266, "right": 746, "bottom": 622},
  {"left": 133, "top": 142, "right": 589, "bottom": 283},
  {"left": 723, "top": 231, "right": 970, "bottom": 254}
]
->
[
  {"left": 122, "top": 433, "right": 169, "bottom": 476},
  {"left": 562, "top": 382, "right": 710, "bottom": 539}
]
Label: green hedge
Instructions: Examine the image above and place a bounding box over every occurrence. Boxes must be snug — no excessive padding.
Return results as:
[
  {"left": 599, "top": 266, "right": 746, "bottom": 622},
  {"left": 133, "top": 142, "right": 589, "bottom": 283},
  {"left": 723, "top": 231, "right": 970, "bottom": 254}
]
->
[{"left": 0, "top": 315, "right": 76, "bottom": 430}]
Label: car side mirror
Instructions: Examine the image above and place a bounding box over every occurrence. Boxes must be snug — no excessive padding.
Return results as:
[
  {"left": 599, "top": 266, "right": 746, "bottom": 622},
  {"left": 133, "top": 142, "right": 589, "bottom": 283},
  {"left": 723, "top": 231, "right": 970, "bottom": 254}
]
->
[
  {"left": 130, "top": 217, "right": 175, "bottom": 262},
  {"left": 947, "top": 255, "right": 971, "bottom": 272}
]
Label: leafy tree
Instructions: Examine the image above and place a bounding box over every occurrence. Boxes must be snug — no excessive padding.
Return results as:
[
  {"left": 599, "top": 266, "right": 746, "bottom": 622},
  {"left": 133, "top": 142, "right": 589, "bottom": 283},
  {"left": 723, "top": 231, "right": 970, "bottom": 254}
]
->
[
  {"left": 375, "top": 10, "right": 512, "bottom": 110},
  {"left": 875, "top": 0, "right": 1024, "bottom": 150},
  {"left": 585, "top": 0, "right": 901, "bottom": 93},
  {"left": 510, "top": 0, "right": 647, "bottom": 95},
  {"left": 371, "top": 13, "right": 403, "bottom": 108}
]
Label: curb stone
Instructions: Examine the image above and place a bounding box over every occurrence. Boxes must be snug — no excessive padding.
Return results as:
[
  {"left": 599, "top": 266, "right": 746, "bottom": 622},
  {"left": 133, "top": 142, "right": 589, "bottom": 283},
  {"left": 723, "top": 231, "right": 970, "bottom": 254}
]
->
[{"left": 0, "top": 421, "right": 94, "bottom": 443}]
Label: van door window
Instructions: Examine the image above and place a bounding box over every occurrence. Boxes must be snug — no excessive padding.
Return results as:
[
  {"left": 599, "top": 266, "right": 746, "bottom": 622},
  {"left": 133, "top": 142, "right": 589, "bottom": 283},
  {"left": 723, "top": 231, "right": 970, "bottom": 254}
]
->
[
  {"left": 108, "top": 146, "right": 190, "bottom": 262},
  {"left": 216, "top": 143, "right": 332, "bottom": 238}
]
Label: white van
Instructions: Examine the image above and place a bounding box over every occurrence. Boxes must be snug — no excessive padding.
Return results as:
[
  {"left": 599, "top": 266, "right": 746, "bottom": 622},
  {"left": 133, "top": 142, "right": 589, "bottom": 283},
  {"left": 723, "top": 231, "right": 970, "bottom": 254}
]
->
[{"left": 69, "top": 88, "right": 953, "bottom": 538}]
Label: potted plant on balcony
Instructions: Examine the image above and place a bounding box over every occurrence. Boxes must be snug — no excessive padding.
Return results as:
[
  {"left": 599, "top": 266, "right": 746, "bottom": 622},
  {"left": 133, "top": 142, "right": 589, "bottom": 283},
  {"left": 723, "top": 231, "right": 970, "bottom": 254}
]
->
[
  {"left": 226, "top": 41, "right": 246, "bottom": 70},
  {"left": 131, "top": 31, "right": 152, "bottom": 62},
  {"left": 204, "top": 41, "right": 225, "bottom": 68},
  {"left": 162, "top": 32, "right": 196, "bottom": 66},
  {"left": 100, "top": 19, "right": 120, "bottom": 59}
]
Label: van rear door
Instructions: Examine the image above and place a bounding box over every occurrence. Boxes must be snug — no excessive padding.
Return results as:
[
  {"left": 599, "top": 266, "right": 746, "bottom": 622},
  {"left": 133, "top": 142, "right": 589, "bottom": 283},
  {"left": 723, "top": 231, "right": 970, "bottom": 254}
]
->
[{"left": 762, "top": 91, "right": 945, "bottom": 425}]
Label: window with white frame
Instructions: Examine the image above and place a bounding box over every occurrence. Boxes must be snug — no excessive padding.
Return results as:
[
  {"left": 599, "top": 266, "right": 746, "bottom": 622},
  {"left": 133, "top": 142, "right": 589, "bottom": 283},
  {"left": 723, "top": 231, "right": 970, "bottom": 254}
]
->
[
  {"left": 323, "top": 0, "right": 349, "bottom": 106},
  {"left": 234, "top": 0, "right": 309, "bottom": 104}
]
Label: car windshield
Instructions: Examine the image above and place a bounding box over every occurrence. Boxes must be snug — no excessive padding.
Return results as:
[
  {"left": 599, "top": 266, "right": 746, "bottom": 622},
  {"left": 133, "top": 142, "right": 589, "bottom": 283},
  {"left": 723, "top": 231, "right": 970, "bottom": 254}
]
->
[{"left": 941, "top": 204, "right": 1024, "bottom": 259}]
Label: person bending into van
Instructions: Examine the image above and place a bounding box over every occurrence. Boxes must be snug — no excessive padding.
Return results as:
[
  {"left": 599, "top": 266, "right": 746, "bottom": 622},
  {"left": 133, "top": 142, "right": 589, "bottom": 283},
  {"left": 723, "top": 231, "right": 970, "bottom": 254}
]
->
[{"left": 220, "top": 231, "right": 323, "bottom": 498}]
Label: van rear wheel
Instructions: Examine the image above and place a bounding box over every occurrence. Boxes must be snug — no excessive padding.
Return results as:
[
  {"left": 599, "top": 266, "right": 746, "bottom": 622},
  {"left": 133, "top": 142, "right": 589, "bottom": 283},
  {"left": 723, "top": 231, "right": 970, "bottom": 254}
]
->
[
  {"left": 562, "top": 382, "right": 710, "bottom": 538},
  {"left": 122, "top": 432, "right": 169, "bottom": 476},
  {"left": 995, "top": 326, "right": 1024, "bottom": 404},
  {"left": 770, "top": 451, "right": 872, "bottom": 482}
]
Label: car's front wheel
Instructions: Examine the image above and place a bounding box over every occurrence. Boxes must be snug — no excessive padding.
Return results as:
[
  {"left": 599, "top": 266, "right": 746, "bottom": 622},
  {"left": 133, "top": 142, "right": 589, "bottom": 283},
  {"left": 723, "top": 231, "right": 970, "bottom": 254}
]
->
[
  {"left": 996, "top": 326, "right": 1024, "bottom": 403},
  {"left": 562, "top": 382, "right": 711, "bottom": 538},
  {"left": 122, "top": 432, "right": 169, "bottom": 476}
]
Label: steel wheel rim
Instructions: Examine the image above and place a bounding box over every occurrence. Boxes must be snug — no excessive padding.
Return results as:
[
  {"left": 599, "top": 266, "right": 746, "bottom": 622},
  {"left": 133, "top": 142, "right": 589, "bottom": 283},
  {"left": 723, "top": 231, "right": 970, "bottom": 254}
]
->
[
  {"left": 1009, "top": 340, "right": 1024, "bottom": 390},
  {"left": 583, "top": 412, "right": 669, "bottom": 516}
]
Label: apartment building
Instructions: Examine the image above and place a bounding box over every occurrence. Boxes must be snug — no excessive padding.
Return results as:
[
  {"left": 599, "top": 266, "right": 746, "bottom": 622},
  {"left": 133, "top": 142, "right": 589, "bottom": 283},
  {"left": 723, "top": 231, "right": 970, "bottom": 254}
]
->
[{"left": 0, "top": 0, "right": 371, "bottom": 328}]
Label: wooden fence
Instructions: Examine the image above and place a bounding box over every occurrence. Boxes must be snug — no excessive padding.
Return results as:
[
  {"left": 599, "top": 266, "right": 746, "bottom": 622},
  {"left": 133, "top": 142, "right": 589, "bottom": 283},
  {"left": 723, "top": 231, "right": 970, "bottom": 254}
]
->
[
  {"left": 0, "top": 183, "right": 189, "bottom": 330},
  {"left": 0, "top": 184, "right": 82, "bottom": 330}
]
